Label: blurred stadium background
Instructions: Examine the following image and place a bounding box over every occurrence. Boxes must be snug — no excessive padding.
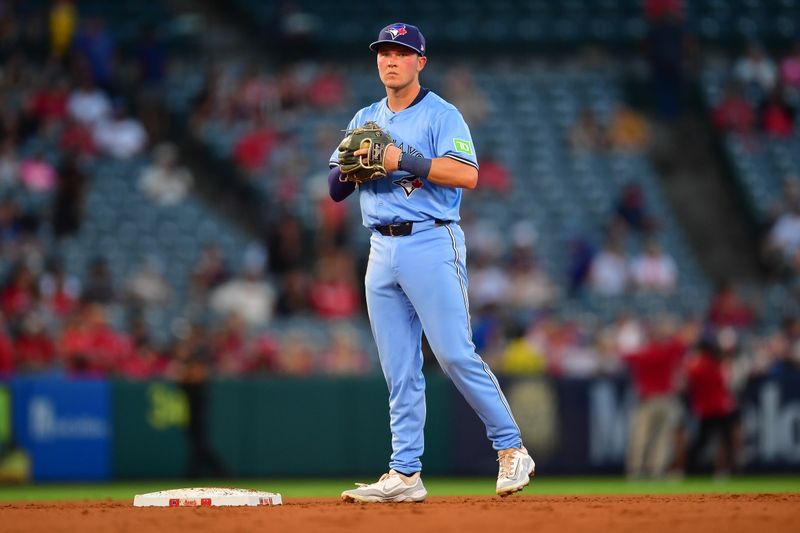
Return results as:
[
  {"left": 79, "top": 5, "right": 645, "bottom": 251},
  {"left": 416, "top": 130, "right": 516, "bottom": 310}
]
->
[{"left": 0, "top": 0, "right": 799, "bottom": 487}]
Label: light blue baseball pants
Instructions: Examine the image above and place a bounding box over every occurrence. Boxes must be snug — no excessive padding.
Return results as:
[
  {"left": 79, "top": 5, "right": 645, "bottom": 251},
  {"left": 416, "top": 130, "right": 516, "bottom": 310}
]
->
[{"left": 365, "top": 219, "right": 522, "bottom": 474}]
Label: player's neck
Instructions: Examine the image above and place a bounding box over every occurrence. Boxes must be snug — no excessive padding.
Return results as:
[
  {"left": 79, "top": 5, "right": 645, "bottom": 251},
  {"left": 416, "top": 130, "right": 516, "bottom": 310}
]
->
[{"left": 385, "top": 82, "right": 421, "bottom": 113}]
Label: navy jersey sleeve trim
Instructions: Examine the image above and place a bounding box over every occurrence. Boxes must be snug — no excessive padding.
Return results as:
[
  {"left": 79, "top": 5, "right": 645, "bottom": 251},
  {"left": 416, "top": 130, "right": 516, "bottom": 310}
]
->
[{"left": 444, "top": 153, "right": 479, "bottom": 170}]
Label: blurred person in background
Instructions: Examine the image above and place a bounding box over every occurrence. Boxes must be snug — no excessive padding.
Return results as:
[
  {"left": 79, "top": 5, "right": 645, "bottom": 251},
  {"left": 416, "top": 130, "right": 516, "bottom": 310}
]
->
[
  {"left": 308, "top": 248, "right": 360, "bottom": 320},
  {"left": 320, "top": 324, "right": 370, "bottom": 375},
  {"left": 307, "top": 63, "right": 347, "bottom": 110},
  {"left": 119, "top": 317, "right": 167, "bottom": 379},
  {"left": 589, "top": 237, "right": 630, "bottom": 296},
  {"left": 566, "top": 236, "right": 595, "bottom": 298},
  {"left": 475, "top": 150, "right": 513, "bottom": 196},
  {"left": 19, "top": 151, "right": 56, "bottom": 193},
  {"left": 735, "top": 42, "right": 777, "bottom": 100},
  {"left": 212, "top": 312, "right": 250, "bottom": 376},
  {"left": 171, "top": 321, "right": 229, "bottom": 479},
  {"left": 277, "top": 329, "right": 317, "bottom": 376},
  {"left": 209, "top": 244, "right": 275, "bottom": 327},
  {"left": 765, "top": 317, "right": 800, "bottom": 377},
  {"left": 0, "top": 313, "right": 13, "bottom": 377},
  {"left": 780, "top": 40, "right": 800, "bottom": 95},
  {"left": 612, "top": 183, "right": 657, "bottom": 236},
  {"left": 608, "top": 103, "right": 651, "bottom": 153},
  {"left": 13, "top": 312, "right": 55, "bottom": 373},
  {"left": 622, "top": 316, "right": 690, "bottom": 479},
  {"left": 0, "top": 262, "right": 39, "bottom": 330},
  {"left": 59, "top": 303, "right": 131, "bottom": 376},
  {"left": 72, "top": 16, "right": 115, "bottom": 90},
  {"left": 764, "top": 201, "right": 800, "bottom": 278},
  {"left": 275, "top": 268, "right": 310, "bottom": 316},
  {"left": 760, "top": 86, "right": 796, "bottom": 139},
  {"left": 568, "top": 107, "right": 608, "bottom": 153},
  {"left": 496, "top": 320, "right": 547, "bottom": 376},
  {"left": 81, "top": 256, "right": 115, "bottom": 305},
  {"left": 52, "top": 153, "right": 87, "bottom": 239},
  {"left": 126, "top": 256, "right": 171, "bottom": 310},
  {"left": 0, "top": 139, "right": 20, "bottom": 189},
  {"left": 707, "top": 281, "right": 755, "bottom": 329},
  {"left": 630, "top": 240, "right": 678, "bottom": 293},
  {"left": 49, "top": 0, "right": 77, "bottom": 60},
  {"left": 232, "top": 113, "right": 279, "bottom": 175},
  {"left": 644, "top": 1, "right": 685, "bottom": 120},
  {"left": 442, "top": 66, "right": 490, "bottom": 127},
  {"left": 685, "top": 334, "right": 739, "bottom": 476},
  {"left": 469, "top": 247, "right": 511, "bottom": 309},
  {"left": 66, "top": 75, "right": 110, "bottom": 126},
  {"left": 92, "top": 99, "right": 148, "bottom": 159},
  {"left": 39, "top": 259, "right": 80, "bottom": 318},
  {"left": 712, "top": 83, "right": 755, "bottom": 134},
  {"left": 138, "top": 142, "right": 193, "bottom": 205},
  {"left": 505, "top": 236, "right": 558, "bottom": 312}
]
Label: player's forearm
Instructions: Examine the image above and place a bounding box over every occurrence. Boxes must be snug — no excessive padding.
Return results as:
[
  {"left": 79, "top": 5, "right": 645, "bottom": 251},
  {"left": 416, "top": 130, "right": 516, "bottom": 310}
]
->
[
  {"left": 384, "top": 145, "right": 478, "bottom": 189},
  {"left": 426, "top": 157, "right": 478, "bottom": 189},
  {"left": 328, "top": 166, "right": 356, "bottom": 202}
]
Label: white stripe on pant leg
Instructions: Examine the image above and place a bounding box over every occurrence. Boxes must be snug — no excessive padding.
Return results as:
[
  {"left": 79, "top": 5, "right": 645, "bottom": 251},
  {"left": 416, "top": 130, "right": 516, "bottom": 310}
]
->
[{"left": 444, "top": 224, "right": 521, "bottom": 439}]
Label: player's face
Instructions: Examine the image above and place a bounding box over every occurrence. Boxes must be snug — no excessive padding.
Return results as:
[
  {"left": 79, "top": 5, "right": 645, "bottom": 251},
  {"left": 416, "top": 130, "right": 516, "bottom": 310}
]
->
[{"left": 376, "top": 44, "right": 426, "bottom": 90}]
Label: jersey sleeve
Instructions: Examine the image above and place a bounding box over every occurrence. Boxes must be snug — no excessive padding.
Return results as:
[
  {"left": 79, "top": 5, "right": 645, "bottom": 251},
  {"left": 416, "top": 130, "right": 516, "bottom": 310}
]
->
[
  {"left": 329, "top": 111, "right": 363, "bottom": 168},
  {"left": 433, "top": 108, "right": 479, "bottom": 170}
]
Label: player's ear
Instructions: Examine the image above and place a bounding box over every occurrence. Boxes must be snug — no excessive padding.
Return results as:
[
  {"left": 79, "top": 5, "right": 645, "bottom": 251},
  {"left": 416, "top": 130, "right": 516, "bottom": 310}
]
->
[{"left": 417, "top": 55, "right": 427, "bottom": 72}]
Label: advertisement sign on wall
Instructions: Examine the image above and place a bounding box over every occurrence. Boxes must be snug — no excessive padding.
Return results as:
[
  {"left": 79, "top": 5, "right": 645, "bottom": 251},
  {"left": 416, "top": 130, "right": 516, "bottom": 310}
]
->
[{"left": 12, "top": 376, "right": 111, "bottom": 481}]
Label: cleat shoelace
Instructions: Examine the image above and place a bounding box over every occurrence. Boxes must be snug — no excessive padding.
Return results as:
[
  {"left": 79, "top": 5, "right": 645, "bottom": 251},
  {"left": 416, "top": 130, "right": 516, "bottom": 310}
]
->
[
  {"left": 354, "top": 472, "right": 393, "bottom": 488},
  {"left": 497, "top": 451, "right": 519, "bottom": 480}
]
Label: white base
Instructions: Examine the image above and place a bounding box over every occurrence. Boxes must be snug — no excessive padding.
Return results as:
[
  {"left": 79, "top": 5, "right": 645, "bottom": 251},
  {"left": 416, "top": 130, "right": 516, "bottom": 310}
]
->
[{"left": 133, "top": 487, "right": 283, "bottom": 507}]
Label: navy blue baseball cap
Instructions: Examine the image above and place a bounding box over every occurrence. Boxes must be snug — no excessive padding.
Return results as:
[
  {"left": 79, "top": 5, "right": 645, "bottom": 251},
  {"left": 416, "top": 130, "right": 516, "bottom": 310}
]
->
[{"left": 369, "top": 23, "right": 426, "bottom": 56}]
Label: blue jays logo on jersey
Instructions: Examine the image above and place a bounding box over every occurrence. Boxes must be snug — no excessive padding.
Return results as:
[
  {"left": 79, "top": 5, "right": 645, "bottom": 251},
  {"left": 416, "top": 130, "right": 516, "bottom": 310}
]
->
[
  {"left": 386, "top": 24, "right": 408, "bottom": 39},
  {"left": 393, "top": 176, "right": 424, "bottom": 198}
]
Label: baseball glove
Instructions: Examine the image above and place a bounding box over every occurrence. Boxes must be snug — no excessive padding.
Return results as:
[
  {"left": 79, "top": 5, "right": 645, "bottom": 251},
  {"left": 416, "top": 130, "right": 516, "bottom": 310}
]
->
[{"left": 337, "top": 121, "right": 395, "bottom": 184}]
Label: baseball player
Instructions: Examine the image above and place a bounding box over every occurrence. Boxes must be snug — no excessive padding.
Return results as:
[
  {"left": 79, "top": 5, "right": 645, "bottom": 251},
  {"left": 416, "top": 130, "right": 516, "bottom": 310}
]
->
[{"left": 328, "top": 23, "right": 535, "bottom": 503}]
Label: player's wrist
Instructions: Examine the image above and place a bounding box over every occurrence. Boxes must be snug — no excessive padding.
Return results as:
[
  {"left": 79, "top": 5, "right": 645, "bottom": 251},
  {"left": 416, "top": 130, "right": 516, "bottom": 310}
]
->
[{"left": 398, "top": 153, "right": 432, "bottom": 179}]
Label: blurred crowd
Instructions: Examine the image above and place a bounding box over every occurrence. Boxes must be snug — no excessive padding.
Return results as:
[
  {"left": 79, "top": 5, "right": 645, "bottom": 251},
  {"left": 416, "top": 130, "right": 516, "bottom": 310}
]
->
[
  {"left": 0, "top": 2, "right": 796, "bottom": 398},
  {"left": 710, "top": 41, "right": 800, "bottom": 285}
]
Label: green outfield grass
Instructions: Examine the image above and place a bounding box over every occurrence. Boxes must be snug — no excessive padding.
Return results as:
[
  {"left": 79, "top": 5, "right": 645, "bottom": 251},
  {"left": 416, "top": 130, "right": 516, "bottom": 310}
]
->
[{"left": 0, "top": 476, "right": 798, "bottom": 501}]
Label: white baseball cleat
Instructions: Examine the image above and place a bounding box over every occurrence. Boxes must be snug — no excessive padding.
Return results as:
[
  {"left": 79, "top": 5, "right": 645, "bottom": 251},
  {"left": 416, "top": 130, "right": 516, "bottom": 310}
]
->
[
  {"left": 496, "top": 447, "right": 536, "bottom": 497},
  {"left": 341, "top": 470, "right": 427, "bottom": 503}
]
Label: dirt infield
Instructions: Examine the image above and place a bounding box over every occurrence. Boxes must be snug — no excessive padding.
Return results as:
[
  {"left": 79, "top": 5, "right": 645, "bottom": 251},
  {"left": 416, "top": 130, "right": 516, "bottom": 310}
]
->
[{"left": 2, "top": 494, "right": 798, "bottom": 533}]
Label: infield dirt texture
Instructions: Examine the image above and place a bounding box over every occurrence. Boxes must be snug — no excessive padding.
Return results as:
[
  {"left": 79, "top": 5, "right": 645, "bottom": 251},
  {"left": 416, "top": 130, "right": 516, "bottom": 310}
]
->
[{"left": 3, "top": 494, "right": 799, "bottom": 533}]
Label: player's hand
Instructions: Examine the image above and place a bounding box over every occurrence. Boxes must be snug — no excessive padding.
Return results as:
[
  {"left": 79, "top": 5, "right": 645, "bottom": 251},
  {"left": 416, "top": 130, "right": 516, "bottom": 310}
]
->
[{"left": 354, "top": 143, "right": 401, "bottom": 172}]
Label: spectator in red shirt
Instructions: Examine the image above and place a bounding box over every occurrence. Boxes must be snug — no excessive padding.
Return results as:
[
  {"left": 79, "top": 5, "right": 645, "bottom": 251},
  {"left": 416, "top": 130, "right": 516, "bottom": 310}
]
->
[
  {"left": 477, "top": 152, "right": 512, "bottom": 196},
  {"left": 30, "top": 75, "right": 69, "bottom": 123},
  {"left": 59, "top": 304, "right": 132, "bottom": 375},
  {"left": 707, "top": 282, "right": 755, "bottom": 329},
  {"left": 307, "top": 65, "right": 347, "bottom": 109},
  {"left": 14, "top": 313, "right": 56, "bottom": 373},
  {"left": 308, "top": 250, "right": 360, "bottom": 320},
  {"left": 232, "top": 115, "right": 279, "bottom": 174},
  {"left": 0, "top": 316, "right": 14, "bottom": 377},
  {"left": 685, "top": 335, "right": 738, "bottom": 475},
  {"left": 622, "top": 317, "right": 690, "bottom": 478},
  {"left": 1, "top": 263, "right": 39, "bottom": 326},
  {"left": 712, "top": 84, "right": 755, "bottom": 134},
  {"left": 761, "top": 87, "right": 796, "bottom": 138}
]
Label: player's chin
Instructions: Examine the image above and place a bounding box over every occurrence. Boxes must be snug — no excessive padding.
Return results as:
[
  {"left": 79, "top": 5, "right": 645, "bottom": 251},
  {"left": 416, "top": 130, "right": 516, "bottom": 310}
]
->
[{"left": 381, "top": 75, "right": 405, "bottom": 88}]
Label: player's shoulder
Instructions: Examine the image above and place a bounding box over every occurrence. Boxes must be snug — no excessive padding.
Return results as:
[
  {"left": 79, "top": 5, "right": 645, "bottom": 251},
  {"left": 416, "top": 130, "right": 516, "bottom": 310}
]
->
[
  {"left": 421, "top": 90, "right": 460, "bottom": 114},
  {"left": 353, "top": 99, "right": 387, "bottom": 120}
]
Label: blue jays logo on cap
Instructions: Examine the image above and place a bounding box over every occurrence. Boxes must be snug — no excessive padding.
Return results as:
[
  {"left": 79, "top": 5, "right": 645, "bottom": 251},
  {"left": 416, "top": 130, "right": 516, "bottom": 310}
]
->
[
  {"left": 386, "top": 24, "right": 408, "bottom": 39},
  {"left": 370, "top": 23, "right": 426, "bottom": 56}
]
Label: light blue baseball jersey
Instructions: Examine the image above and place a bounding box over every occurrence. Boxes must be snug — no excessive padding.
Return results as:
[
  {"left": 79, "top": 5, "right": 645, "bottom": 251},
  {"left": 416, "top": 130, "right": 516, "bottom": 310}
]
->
[{"left": 330, "top": 89, "right": 478, "bottom": 227}]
